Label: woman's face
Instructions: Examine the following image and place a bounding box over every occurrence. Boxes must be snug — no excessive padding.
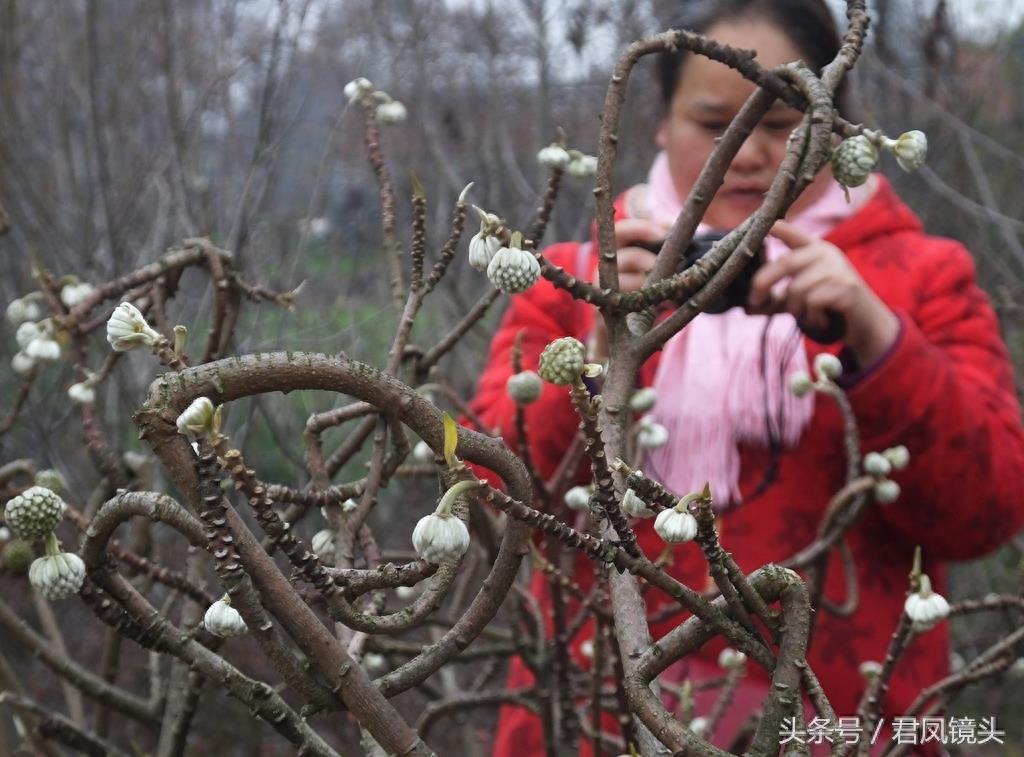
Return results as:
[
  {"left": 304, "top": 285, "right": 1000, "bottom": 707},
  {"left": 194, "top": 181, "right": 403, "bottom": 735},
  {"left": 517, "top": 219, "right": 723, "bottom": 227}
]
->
[{"left": 657, "top": 19, "right": 830, "bottom": 230}]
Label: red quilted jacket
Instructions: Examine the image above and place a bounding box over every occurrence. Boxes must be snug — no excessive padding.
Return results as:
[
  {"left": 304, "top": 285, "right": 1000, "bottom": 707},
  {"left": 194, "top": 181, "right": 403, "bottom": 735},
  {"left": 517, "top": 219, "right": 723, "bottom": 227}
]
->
[{"left": 468, "top": 175, "right": 1024, "bottom": 755}]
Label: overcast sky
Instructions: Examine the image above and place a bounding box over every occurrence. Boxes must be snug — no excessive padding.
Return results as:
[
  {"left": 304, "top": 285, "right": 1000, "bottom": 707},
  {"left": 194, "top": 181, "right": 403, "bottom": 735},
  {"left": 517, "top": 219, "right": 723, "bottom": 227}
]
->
[
  {"left": 446, "top": 0, "right": 1024, "bottom": 42},
  {"left": 834, "top": 0, "right": 1024, "bottom": 40}
]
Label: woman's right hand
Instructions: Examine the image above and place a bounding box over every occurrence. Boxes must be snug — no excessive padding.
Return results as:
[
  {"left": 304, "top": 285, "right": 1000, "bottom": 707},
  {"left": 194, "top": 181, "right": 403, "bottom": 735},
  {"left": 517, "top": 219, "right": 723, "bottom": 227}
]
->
[{"left": 588, "top": 218, "right": 668, "bottom": 360}]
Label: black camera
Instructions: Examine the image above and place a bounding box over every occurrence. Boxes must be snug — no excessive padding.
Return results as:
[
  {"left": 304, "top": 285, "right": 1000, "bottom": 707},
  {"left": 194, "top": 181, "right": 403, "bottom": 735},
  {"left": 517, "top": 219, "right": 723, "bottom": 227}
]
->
[
  {"left": 636, "top": 231, "right": 759, "bottom": 315},
  {"left": 636, "top": 231, "right": 846, "bottom": 343}
]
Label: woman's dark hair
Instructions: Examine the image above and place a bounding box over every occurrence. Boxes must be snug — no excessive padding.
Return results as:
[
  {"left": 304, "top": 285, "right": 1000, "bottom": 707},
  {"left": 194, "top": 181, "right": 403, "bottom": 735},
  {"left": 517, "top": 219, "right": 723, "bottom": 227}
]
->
[{"left": 656, "top": 0, "right": 849, "bottom": 114}]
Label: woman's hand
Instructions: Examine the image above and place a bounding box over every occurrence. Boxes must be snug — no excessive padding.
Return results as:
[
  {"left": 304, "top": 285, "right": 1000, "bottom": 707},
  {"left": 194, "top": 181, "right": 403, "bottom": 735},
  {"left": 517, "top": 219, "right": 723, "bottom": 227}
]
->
[
  {"left": 587, "top": 219, "right": 667, "bottom": 361},
  {"left": 747, "top": 220, "right": 900, "bottom": 365}
]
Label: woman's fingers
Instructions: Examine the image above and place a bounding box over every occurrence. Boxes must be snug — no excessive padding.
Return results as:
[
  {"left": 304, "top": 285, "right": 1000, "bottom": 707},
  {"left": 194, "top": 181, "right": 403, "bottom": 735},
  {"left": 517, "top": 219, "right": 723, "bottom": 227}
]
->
[
  {"left": 599, "top": 247, "right": 656, "bottom": 291},
  {"left": 748, "top": 249, "right": 812, "bottom": 308},
  {"left": 613, "top": 218, "right": 670, "bottom": 249},
  {"left": 769, "top": 219, "right": 816, "bottom": 249}
]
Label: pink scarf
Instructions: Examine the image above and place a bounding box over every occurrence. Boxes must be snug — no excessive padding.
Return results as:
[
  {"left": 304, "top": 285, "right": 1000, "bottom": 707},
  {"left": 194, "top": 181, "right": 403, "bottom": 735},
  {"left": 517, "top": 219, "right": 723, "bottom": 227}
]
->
[{"left": 638, "top": 152, "right": 871, "bottom": 507}]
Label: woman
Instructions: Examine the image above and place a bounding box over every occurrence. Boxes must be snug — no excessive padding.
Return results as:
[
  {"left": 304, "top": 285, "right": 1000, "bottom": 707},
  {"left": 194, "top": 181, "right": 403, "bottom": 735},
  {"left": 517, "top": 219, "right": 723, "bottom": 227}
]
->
[{"left": 470, "top": 1, "right": 1024, "bottom": 753}]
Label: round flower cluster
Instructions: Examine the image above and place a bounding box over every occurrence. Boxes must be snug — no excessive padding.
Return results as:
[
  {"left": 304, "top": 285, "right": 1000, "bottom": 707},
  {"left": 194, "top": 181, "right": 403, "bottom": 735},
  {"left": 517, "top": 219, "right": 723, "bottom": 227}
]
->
[
  {"left": 12, "top": 319, "right": 61, "bottom": 373},
  {"left": 864, "top": 445, "right": 910, "bottom": 505},
  {"left": 537, "top": 144, "right": 571, "bottom": 170},
  {"left": 204, "top": 596, "right": 249, "bottom": 637},
  {"left": 507, "top": 370, "right": 543, "bottom": 404},
  {"left": 903, "top": 574, "right": 949, "bottom": 631},
  {"left": 831, "top": 135, "right": 878, "bottom": 189},
  {"left": 4, "top": 486, "right": 66, "bottom": 540},
  {"left": 411, "top": 480, "right": 477, "bottom": 564},
  {"left": 106, "top": 302, "right": 162, "bottom": 352},
  {"left": 30, "top": 549, "right": 86, "bottom": 600},
  {"left": 487, "top": 243, "right": 541, "bottom": 294},
  {"left": 538, "top": 337, "right": 585, "bottom": 385}
]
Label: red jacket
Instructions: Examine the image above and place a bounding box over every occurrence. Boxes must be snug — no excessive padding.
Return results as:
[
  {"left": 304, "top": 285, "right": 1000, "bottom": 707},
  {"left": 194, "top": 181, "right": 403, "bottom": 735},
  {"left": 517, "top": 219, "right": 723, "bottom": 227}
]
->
[{"left": 470, "top": 176, "right": 1024, "bottom": 755}]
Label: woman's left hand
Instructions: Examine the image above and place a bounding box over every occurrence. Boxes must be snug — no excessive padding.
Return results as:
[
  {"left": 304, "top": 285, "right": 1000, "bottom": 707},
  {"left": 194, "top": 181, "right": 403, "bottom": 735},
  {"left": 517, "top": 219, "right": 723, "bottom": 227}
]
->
[{"left": 746, "top": 220, "right": 900, "bottom": 366}]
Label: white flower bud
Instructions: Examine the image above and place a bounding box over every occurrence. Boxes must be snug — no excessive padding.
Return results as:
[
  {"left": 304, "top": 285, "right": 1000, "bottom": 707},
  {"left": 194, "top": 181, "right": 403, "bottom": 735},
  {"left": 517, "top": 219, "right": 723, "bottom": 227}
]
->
[
  {"left": 412, "top": 512, "right": 470, "bottom": 564},
  {"left": 395, "top": 585, "right": 417, "bottom": 600},
  {"left": 628, "top": 387, "right": 657, "bottom": 412},
  {"left": 831, "top": 135, "right": 878, "bottom": 189},
  {"left": 468, "top": 232, "right": 502, "bottom": 272},
  {"left": 341, "top": 498, "right": 359, "bottom": 513},
  {"left": 312, "top": 529, "right": 335, "bottom": 561},
  {"left": 486, "top": 245, "right": 541, "bottom": 294},
  {"left": 863, "top": 451, "right": 892, "bottom": 478},
  {"left": 26, "top": 337, "right": 61, "bottom": 362},
  {"left": 344, "top": 77, "right": 373, "bottom": 103},
  {"left": 620, "top": 488, "right": 653, "bottom": 518},
  {"left": 203, "top": 596, "right": 249, "bottom": 637},
  {"left": 6, "top": 297, "right": 42, "bottom": 325},
  {"left": 538, "top": 337, "right": 585, "bottom": 385},
  {"left": 718, "top": 647, "right": 747, "bottom": 670},
  {"left": 858, "top": 660, "right": 882, "bottom": 680},
  {"left": 883, "top": 445, "right": 910, "bottom": 471},
  {"left": 376, "top": 100, "right": 407, "bottom": 124},
  {"left": 68, "top": 381, "right": 96, "bottom": 405},
  {"left": 537, "top": 144, "right": 571, "bottom": 170},
  {"left": 413, "top": 440, "right": 434, "bottom": 463},
  {"left": 0, "top": 527, "right": 10, "bottom": 542},
  {"left": 15, "top": 321, "right": 43, "bottom": 349},
  {"left": 567, "top": 154, "right": 598, "bottom": 178},
  {"left": 106, "top": 302, "right": 162, "bottom": 351},
  {"left": 363, "top": 653, "right": 386, "bottom": 671},
  {"left": 507, "top": 371, "right": 543, "bottom": 404},
  {"left": 873, "top": 479, "right": 900, "bottom": 505},
  {"left": 654, "top": 507, "right": 698, "bottom": 544},
  {"left": 29, "top": 549, "right": 86, "bottom": 600},
  {"left": 563, "top": 485, "right": 591, "bottom": 511},
  {"left": 4, "top": 486, "right": 66, "bottom": 540},
  {"left": 890, "top": 130, "right": 928, "bottom": 173},
  {"left": 59, "top": 282, "right": 94, "bottom": 309},
  {"left": 813, "top": 353, "right": 842, "bottom": 381},
  {"left": 689, "top": 717, "right": 708, "bottom": 736},
  {"left": 903, "top": 574, "right": 949, "bottom": 631},
  {"left": 176, "top": 397, "right": 219, "bottom": 437},
  {"left": 11, "top": 351, "right": 35, "bottom": 375},
  {"left": 789, "top": 371, "right": 814, "bottom": 397},
  {"left": 637, "top": 419, "right": 669, "bottom": 450}
]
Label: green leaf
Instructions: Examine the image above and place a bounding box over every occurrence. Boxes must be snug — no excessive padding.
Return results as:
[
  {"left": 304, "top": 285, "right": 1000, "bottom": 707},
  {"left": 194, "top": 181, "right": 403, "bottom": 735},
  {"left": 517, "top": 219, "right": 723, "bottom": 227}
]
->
[
  {"left": 442, "top": 412, "right": 458, "bottom": 468},
  {"left": 410, "top": 170, "right": 425, "bottom": 198}
]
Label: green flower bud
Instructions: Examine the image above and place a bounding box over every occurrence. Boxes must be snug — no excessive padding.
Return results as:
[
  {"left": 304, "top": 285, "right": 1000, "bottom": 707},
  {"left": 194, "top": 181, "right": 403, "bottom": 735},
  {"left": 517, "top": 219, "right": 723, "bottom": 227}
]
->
[
  {"left": 34, "top": 469, "right": 67, "bottom": 496},
  {"left": 873, "top": 479, "right": 900, "bottom": 505},
  {"left": 831, "top": 135, "right": 878, "bottom": 189},
  {"left": 813, "top": 353, "right": 843, "bottom": 381},
  {"left": 507, "top": 370, "right": 544, "bottom": 404},
  {"left": 538, "top": 337, "right": 585, "bottom": 385},
  {"left": 4, "top": 486, "right": 66, "bottom": 540},
  {"left": 789, "top": 371, "right": 814, "bottom": 397},
  {"left": 863, "top": 452, "right": 892, "bottom": 478},
  {"left": 629, "top": 387, "right": 657, "bottom": 412},
  {"left": 2, "top": 539, "right": 35, "bottom": 574},
  {"left": 883, "top": 445, "right": 910, "bottom": 471}
]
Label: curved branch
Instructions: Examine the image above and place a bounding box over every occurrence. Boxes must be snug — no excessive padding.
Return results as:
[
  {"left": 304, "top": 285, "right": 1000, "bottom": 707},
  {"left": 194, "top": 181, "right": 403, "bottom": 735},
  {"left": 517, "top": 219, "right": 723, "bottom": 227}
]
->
[{"left": 133, "top": 351, "right": 533, "bottom": 746}]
